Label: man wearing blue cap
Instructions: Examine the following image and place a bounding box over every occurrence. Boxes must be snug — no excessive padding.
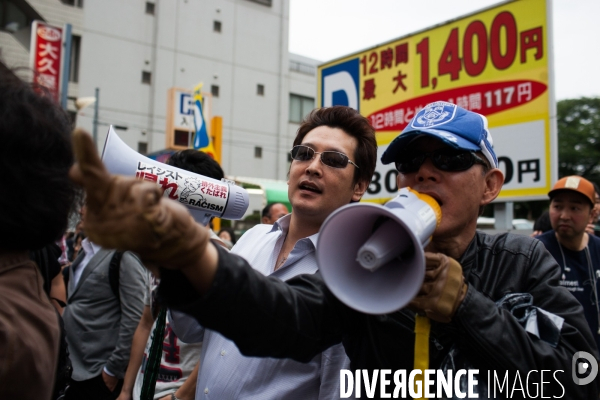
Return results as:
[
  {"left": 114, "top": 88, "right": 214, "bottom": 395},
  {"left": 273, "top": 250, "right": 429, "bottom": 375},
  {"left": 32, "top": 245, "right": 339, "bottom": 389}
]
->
[
  {"left": 71, "top": 102, "right": 598, "bottom": 398},
  {"left": 381, "top": 101, "right": 501, "bottom": 261}
]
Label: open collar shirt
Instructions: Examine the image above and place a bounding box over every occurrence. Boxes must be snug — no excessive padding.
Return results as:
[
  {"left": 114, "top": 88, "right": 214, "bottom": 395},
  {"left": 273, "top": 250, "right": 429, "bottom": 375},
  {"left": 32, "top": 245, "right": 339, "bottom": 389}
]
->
[
  {"left": 71, "top": 238, "right": 101, "bottom": 288},
  {"left": 170, "top": 214, "right": 350, "bottom": 399}
]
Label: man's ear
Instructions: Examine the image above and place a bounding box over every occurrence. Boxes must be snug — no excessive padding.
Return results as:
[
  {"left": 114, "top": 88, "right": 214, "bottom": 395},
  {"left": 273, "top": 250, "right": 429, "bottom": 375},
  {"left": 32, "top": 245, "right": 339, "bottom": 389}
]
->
[
  {"left": 481, "top": 168, "right": 504, "bottom": 206},
  {"left": 352, "top": 179, "right": 369, "bottom": 202}
]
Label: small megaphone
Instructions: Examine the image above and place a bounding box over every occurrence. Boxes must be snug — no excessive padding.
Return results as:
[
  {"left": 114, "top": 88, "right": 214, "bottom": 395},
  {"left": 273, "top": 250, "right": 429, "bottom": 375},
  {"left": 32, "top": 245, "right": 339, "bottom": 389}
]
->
[
  {"left": 101, "top": 126, "right": 249, "bottom": 226},
  {"left": 316, "top": 188, "right": 441, "bottom": 314}
]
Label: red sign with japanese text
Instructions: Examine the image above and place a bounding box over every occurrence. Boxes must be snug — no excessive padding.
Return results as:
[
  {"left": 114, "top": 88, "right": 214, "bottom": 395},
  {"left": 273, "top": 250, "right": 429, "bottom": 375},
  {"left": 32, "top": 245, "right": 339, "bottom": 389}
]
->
[
  {"left": 30, "top": 21, "right": 64, "bottom": 102},
  {"left": 318, "top": 0, "right": 555, "bottom": 203}
]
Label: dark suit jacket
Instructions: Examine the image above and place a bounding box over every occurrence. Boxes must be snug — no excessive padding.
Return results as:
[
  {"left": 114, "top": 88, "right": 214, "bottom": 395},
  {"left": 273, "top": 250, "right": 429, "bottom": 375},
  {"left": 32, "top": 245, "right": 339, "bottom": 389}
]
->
[{"left": 63, "top": 248, "right": 147, "bottom": 381}]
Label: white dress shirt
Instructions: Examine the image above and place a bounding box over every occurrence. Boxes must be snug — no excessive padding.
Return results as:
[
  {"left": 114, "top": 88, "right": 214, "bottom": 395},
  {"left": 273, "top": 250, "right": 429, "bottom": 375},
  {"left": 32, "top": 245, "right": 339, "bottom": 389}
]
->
[
  {"left": 71, "top": 238, "right": 101, "bottom": 288},
  {"left": 170, "top": 214, "right": 350, "bottom": 399}
]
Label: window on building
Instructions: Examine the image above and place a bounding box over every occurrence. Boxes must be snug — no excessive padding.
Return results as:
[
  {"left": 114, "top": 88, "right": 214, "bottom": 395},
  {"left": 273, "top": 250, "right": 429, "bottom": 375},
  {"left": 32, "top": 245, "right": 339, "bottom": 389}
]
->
[
  {"left": 213, "top": 20, "right": 221, "bottom": 32},
  {"left": 145, "top": 2, "right": 155, "bottom": 15},
  {"left": 0, "top": 0, "right": 42, "bottom": 41},
  {"left": 254, "top": 146, "right": 262, "bottom": 159},
  {"left": 138, "top": 142, "right": 148, "bottom": 155},
  {"left": 68, "top": 35, "right": 81, "bottom": 83},
  {"left": 1, "top": 1, "right": 28, "bottom": 32},
  {"left": 211, "top": 84, "right": 219, "bottom": 97},
  {"left": 289, "top": 60, "right": 316, "bottom": 76},
  {"left": 61, "top": 0, "right": 83, "bottom": 7},
  {"left": 257, "top": 84, "right": 264, "bottom": 96},
  {"left": 174, "top": 130, "right": 191, "bottom": 147},
  {"left": 67, "top": 110, "right": 77, "bottom": 128},
  {"left": 289, "top": 94, "right": 314, "bottom": 123},
  {"left": 142, "top": 71, "right": 152, "bottom": 84},
  {"left": 245, "top": 0, "right": 272, "bottom": 6}
]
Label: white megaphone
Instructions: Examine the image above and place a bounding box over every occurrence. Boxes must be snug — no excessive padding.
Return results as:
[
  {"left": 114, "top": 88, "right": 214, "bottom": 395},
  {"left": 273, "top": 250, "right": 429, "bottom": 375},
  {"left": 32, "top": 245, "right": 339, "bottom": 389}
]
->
[
  {"left": 101, "top": 126, "right": 249, "bottom": 226},
  {"left": 316, "top": 188, "right": 441, "bottom": 314}
]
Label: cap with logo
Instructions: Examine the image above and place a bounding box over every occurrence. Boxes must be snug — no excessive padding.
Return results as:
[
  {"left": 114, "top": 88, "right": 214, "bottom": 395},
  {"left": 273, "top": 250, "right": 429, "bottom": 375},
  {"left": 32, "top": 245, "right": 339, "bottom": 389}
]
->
[
  {"left": 381, "top": 101, "right": 498, "bottom": 169},
  {"left": 548, "top": 176, "right": 595, "bottom": 207}
]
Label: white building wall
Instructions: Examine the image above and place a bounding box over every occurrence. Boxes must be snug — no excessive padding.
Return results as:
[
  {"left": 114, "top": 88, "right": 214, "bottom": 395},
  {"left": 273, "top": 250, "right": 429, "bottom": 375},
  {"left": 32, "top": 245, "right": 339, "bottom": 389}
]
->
[
  {"left": 286, "top": 52, "right": 320, "bottom": 148},
  {"left": 1, "top": 0, "right": 319, "bottom": 182}
]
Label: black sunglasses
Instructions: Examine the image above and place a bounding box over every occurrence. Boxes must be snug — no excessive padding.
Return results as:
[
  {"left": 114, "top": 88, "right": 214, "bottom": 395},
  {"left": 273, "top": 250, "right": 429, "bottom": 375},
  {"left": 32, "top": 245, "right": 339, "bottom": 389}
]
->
[
  {"left": 395, "top": 148, "right": 487, "bottom": 173},
  {"left": 290, "top": 145, "right": 359, "bottom": 169}
]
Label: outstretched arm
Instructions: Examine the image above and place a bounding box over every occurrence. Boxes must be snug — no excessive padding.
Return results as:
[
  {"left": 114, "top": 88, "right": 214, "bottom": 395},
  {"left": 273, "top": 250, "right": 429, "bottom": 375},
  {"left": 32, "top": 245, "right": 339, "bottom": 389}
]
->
[
  {"left": 69, "top": 128, "right": 218, "bottom": 293},
  {"left": 71, "top": 128, "right": 347, "bottom": 364}
]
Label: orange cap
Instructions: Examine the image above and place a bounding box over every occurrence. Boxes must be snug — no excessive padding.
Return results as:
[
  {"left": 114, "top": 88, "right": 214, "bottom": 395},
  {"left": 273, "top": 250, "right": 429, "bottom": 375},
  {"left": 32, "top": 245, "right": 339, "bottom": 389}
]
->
[{"left": 548, "top": 176, "right": 595, "bottom": 206}]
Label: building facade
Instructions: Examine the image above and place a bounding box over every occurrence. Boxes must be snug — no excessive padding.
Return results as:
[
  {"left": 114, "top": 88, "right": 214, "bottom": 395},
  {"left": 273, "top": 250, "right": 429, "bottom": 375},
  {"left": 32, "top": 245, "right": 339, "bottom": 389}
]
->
[{"left": 0, "top": 0, "right": 318, "bottom": 180}]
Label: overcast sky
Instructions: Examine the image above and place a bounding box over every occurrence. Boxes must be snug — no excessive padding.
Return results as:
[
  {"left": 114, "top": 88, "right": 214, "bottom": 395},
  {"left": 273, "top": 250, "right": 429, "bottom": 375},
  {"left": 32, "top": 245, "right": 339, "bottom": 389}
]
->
[{"left": 288, "top": 0, "right": 600, "bottom": 101}]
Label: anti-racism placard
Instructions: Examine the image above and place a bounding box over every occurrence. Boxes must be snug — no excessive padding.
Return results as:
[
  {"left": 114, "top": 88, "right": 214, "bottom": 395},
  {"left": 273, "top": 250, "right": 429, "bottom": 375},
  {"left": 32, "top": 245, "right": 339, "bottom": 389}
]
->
[{"left": 318, "top": 0, "right": 554, "bottom": 203}]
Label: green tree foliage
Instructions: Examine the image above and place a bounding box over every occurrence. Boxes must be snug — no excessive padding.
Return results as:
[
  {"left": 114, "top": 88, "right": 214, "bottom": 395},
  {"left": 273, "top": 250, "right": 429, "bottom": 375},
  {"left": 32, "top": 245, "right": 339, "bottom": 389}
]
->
[
  {"left": 502, "top": 97, "right": 600, "bottom": 223},
  {"left": 557, "top": 97, "right": 600, "bottom": 183}
]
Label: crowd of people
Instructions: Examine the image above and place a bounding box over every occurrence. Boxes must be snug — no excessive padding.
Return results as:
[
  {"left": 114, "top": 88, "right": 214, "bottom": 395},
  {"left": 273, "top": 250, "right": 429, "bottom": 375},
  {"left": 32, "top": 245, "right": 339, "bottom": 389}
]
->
[{"left": 2, "top": 70, "right": 600, "bottom": 400}]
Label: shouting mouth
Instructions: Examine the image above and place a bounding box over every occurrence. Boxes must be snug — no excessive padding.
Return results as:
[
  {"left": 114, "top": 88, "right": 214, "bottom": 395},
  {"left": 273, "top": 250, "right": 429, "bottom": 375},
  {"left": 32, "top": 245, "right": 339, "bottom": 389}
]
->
[
  {"left": 419, "top": 190, "right": 443, "bottom": 207},
  {"left": 299, "top": 181, "right": 322, "bottom": 194}
]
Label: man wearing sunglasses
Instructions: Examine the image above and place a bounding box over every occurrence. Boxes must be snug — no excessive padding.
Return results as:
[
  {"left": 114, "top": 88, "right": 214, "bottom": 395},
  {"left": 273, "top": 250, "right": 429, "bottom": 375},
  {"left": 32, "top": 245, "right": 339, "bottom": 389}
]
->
[
  {"left": 150, "top": 106, "right": 376, "bottom": 399},
  {"left": 71, "top": 101, "right": 598, "bottom": 398}
]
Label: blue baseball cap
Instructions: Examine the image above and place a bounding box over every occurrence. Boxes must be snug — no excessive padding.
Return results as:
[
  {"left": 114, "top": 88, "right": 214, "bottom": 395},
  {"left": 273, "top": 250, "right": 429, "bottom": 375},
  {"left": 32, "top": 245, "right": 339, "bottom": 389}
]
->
[{"left": 381, "top": 101, "right": 498, "bottom": 168}]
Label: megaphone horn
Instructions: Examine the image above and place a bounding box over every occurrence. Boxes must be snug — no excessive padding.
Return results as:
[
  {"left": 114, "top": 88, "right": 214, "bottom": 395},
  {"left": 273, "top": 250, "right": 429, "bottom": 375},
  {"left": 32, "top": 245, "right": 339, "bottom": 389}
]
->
[
  {"left": 316, "top": 188, "right": 441, "bottom": 314},
  {"left": 101, "top": 126, "right": 249, "bottom": 226}
]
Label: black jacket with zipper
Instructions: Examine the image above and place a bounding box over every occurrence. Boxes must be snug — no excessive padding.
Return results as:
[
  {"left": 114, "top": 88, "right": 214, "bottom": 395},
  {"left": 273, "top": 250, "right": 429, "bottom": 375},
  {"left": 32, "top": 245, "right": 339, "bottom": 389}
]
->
[{"left": 159, "top": 231, "right": 599, "bottom": 399}]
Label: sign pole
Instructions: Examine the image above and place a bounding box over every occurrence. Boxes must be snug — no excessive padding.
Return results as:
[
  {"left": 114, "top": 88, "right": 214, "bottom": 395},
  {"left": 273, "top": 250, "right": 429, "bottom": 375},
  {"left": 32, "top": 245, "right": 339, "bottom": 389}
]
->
[
  {"left": 93, "top": 87, "right": 99, "bottom": 147},
  {"left": 60, "top": 24, "right": 72, "bottom": 110}
]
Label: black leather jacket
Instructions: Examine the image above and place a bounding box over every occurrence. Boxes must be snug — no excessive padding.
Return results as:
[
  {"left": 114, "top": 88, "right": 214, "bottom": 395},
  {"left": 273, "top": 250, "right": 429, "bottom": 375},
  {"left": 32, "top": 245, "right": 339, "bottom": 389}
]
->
[{"left": 160, "top": 231, "right": 599, "bottom": 399}]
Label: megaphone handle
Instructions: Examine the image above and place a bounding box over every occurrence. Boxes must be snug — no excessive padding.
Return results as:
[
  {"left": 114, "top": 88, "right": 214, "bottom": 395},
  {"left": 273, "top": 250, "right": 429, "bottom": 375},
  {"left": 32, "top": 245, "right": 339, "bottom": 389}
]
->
[{"left": 413, "top": 315, "right": 430, "bottom": 399}]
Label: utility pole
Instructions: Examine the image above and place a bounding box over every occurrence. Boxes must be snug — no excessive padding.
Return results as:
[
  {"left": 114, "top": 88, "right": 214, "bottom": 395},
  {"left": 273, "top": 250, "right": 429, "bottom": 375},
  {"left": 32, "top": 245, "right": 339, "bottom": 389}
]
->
[{"left": 93, "top": 87, "right": 99, "bottom": 147}]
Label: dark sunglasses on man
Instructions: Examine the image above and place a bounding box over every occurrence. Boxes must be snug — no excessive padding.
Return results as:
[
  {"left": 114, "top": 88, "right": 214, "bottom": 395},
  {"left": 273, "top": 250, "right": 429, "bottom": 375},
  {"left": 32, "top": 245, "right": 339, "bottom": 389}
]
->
[
  {"left": 395, "top": 147, "right": 487, "bottom": 173},
  {"left": 290, "top": 145, "right": 359, "bottom": 169}
]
